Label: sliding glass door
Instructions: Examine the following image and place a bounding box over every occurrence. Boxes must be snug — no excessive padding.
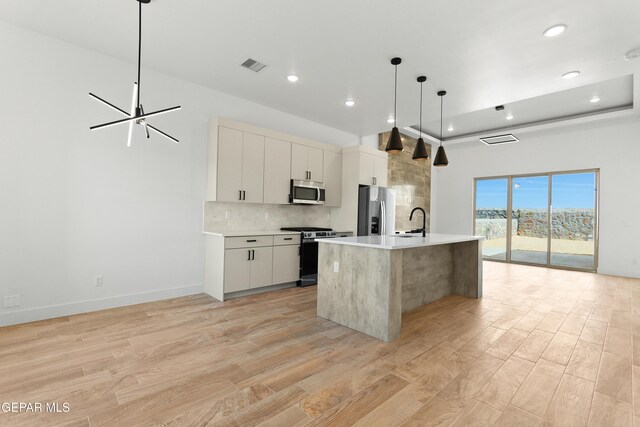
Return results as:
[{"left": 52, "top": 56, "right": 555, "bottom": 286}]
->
[
  {"left": 550, "top": 172, "right": 597, "bottom": 270},
  {"left": 511, "top": 175, "right": 549, "bottom": 265},
  {"left": 474, "top": 169, "right": 598, "bottom": 272},
  {"left": 475, "top": 178, "right": 509, "bottom": 260}
]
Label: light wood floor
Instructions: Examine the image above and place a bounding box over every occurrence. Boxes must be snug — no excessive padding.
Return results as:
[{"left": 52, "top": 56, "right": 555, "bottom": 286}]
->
[{"left": 1, "top": 262, "right": 640, "bottom": 426}]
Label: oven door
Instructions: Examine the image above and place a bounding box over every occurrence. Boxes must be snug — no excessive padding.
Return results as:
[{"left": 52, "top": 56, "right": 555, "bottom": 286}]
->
[
  {"left": 290, "top": 180, "right": 325, "bottom": 205},
  {"left": 299, "top": 239, "right": 319, "bottom": 286}
]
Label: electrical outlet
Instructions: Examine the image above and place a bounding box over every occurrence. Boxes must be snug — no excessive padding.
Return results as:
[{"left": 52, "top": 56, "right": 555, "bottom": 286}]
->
[
  {"left": 94, "top": 276, "right": 104, "bottom": 287},
  {"left": 326, "top": 213, "right": 331, "bottom": 221},
  {"left": 224, "top": 211, "right": 231, "bottom": 220},
  {"left": 2, "top": 295, "right": 20, "bottom": 308},
  {"left": 333, "top": 261, "right": 339, "bottom": 273},
  {"left": 265, "top": 212, "right": 270, "bottom": 220}
]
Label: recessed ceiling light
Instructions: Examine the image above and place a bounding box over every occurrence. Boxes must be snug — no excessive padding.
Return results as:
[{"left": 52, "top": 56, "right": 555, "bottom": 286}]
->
[
  {"left": 561, "top": 71, "right": 580, "bottom": 79},
  {"left": 387, "top": 117, "right": 395, "bottom": 124},
  {"left": 344, "top": 99, "right": 355, "bottom": 107},
  {"left": 590, "top": 96, "right": 601, "bottom": 103},
  {"left": 287, "top": 75, "right": 299, "bottom": 82},
  {"left": 506, "top": 114, "right": 514, "bottom": 120},
  {"left": 543, "top": 24, "right": 567, "bottom": 38},
  {"left": 448, "top": 126, "right": 454, "bottom": 132}
]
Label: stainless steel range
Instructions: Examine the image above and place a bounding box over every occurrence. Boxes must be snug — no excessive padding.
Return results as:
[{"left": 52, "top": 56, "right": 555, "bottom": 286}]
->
[{"left": 280, "top": 227, "right": 336, "bottom": 286}]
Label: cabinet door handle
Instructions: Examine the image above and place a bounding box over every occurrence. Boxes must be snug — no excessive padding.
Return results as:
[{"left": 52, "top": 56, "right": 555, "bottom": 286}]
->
[
  {"left": 242, "top": 191, "right": 246, "bottom": 200},
  {"left": 247, "top": 250, "right": 251, "bottom": 261},
  {"left": 284, "top": 237, "right": 293, "bottom": 241},
  {"left": 251, "top": 250, "right": 255, "bottom": 260},
  {"left": 239, "top": 190, "right": 242, "bottom": 200},
  {"left": 246, "top": 239, "right": 257, "bottom": 242}
]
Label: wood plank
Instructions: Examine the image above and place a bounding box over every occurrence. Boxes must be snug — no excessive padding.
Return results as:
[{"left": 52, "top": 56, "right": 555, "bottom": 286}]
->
[
  {"left": 540, "top": 331, "right": 579, "bottom": 365},
  {"left": 595, "top": 351, "right": 632, "bottom": 403},
  {"left": 511, "top": 359, "right": 565, "bottom": 417},
  {"left": 476, "top": 356, "right": 535, "bottom": 411},
  {"left": 544, "top": 374, "right": 594, "bottom": 426},
  {"left": 565, "top": 340, "right": 603, "bottom": 382}
]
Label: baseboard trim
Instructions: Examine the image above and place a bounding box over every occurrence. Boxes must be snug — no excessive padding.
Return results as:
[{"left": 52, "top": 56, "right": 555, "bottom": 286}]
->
[
  {"left": 0, "top": 284, "right": 203, "bottom": 327},
  {"left": 597, "top": 268, "right": 640, "bottom": 279}
]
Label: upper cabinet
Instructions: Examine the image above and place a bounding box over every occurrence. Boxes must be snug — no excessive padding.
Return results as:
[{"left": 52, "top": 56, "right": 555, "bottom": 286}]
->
[
  {"left": 358, "top": 152, "right": 388, "bottom": 187},
  {"left": 207, "top": 118, "right": 342, "bottom": 206},
  {"left": 323, "top": 151, "right": 342, "bottom": 207},
  {"left": 264, "top": 137, "right": 292, "bottom": 205},
  {"left": 215, "top": 127, "right": 264, "bottom": 203},
  {"left": 291, "top": 143, "right": 324, "bottom": 182}
]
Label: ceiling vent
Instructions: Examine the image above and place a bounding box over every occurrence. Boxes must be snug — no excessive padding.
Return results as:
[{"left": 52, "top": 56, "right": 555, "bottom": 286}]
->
[
  {"left": 480, "top": 134, "right": 519, "bottom": 146},
  {"left": 241, "top": 58, "right": 267, "bottom": 72}
]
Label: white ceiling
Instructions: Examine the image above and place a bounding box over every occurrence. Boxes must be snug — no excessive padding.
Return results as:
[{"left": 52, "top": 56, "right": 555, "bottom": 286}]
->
[
  {"left": 2, "top": 0, "right": 640, "bottom": 137},
  {"left": 412, "top": 74, "right": 634, "bottom": 139}
]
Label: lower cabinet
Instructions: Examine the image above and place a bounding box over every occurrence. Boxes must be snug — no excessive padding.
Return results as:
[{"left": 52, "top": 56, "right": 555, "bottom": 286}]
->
[
  {"left": 273, "top": 245, "right": 300, "bottom": 284},
  {"left": 205, "top": 233, "right": 301, "bottom": 301},
  {"left": 223, "top": 246, "right": 273, "bottom": 292}
]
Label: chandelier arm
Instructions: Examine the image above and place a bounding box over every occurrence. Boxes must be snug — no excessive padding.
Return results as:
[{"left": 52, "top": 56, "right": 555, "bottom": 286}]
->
[
  {"left": 147, "top": 124, "right": 179, "bottom": 143},
  {"left": 91, "top": 105, "right": 181, "bottom": 131},
  {"left": 89, "top": 93, "right": 129, "bottom": 116}
]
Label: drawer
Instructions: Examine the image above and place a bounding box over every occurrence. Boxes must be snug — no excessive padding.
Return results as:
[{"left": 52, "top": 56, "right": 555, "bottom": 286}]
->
[
  {"left": 273, "top": 234, "right": 300, "bottom": 246},
  {"left": 225, "top": 235, "right": 274, "bottom": 249}
]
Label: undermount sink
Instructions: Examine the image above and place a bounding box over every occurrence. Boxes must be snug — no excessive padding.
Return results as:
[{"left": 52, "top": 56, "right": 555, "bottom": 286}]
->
[{"left": 396, "top": 235, "right": 419, "bottom": 238}]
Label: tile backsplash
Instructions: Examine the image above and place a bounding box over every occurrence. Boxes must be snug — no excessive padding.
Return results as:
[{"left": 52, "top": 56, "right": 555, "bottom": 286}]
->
[{"left": 203, "top": 202, "right": 333, "bottom": 232}]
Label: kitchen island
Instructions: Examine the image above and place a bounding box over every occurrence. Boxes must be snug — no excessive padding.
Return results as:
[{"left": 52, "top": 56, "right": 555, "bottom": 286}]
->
[{"left": 317, "top": 234, "right": 483, "bottom": 342}]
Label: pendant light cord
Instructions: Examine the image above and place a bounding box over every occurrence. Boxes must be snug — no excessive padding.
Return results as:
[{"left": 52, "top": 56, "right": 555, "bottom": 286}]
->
[
  {"left": 393, "top": 64, "right": 398, "bottom": 127},
  {"left": 439, "top": 95, "right": 443, "bottom": 146},
  {"left": 137, "top": 0, "right": 142, "bottom": 109},
  {"left": 419, "top": 82, "right": 423, "bottom": 136}
]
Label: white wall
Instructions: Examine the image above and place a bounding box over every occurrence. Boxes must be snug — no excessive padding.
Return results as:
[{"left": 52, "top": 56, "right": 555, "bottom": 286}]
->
[
  {"left": 0, "top": 22, "right": 359, "bottom": 326},
  {"left": 431, "top": 118, "right": 640, "bottom": 278}
]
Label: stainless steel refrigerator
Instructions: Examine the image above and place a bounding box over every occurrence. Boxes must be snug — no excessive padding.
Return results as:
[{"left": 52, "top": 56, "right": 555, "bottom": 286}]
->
[{"left": 357, "top": 186, "right": 396, "bottom": 236}]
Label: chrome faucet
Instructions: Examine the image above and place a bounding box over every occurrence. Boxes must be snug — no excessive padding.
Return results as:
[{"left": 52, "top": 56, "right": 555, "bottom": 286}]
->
[{"left": 409, "top": 207, "right": 427, "bottom": 237}]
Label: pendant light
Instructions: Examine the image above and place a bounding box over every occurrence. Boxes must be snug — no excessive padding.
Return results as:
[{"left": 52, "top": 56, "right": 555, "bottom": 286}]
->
[
  {"left": 433, "top": 90, "right": 449, "bottom": 167},
  {"left": 412, "top": 76, "right": 429, "bottom": 161},
  {"left": 385, "top": 57, "right": 404, "bottom": 153},
  {"left": 89, "top": 0, "right": 181, "bottom": 146}
]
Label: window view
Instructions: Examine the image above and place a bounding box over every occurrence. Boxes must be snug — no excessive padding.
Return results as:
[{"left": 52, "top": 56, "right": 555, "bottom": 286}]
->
[
  {"left": 550, "top": 172, "right": 597, "bottom": 270},
  {"left": 474, "top": 170, "right": 598, "bottom": 271},
  {"left": 475, "top": 178, "right": 508, "bottom": 260},
  {"left": 511, "top": 175, "right": 549, "bottom": 265}
]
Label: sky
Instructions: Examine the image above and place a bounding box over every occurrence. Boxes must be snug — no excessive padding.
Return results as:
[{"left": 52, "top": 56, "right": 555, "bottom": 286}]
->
[{"left": 476, "top": 173, "right": 596, "bottom": 209}]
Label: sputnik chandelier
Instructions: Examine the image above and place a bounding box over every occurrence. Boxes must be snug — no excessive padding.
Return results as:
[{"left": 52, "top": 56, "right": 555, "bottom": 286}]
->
[{"left": 89, "top": 0, "right": 181, "bottom": 146}]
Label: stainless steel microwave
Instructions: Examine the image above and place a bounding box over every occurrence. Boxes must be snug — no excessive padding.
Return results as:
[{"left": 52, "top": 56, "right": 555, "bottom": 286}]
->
[{"left": 289, "top": 179, "right": 325, "bottom": 205}]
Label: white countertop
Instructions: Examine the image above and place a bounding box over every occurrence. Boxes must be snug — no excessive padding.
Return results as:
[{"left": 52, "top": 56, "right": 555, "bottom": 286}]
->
[
  {"left": 203, "top": 230, "right": 300, "bottom": 237},
  {"left": 317, "top": 233, "right": 483, "bottom": 250}
]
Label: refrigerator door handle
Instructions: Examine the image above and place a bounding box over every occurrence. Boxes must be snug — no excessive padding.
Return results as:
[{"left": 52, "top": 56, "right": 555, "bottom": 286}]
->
[{"left": 381, "top": 201, "right": 386, "bottom": 235}]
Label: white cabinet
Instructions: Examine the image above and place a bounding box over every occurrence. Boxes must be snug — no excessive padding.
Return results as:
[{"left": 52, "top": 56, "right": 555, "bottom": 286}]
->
[
  {"left": 241, "top": 133, "right": 265, "bottom": 203},
  {"left": 207, "top": 118, "right": 341, "bottom": 203},
  {"left": 323, "top": 151, "right": 342, "bottom": 207},
  {"left": 223, "top": 248, "right": 252, "bottom": 293},
  {"left": 250, "top": 247, "right": 273, "bottom": 288},
  {"left": 307, "top": 147, "right": 324, "bottom": 182},
  {"left": 358, "top": 152, "right": 387, "bottom": 187},
  {"left": 374, "top": 155, "right": 388, "bottom": 187},
  {"left": 222, "top": 246, "right": 273, "bottom": 292},
  {"left": 264, "top": 137, "right": 292, "bottom": 204},
  {"left": 291, "top": 143, "right": 324, "bottom": 181},
  {"left": 273, "top": 245, "right": 300, "bottom": 285},
  {"left": 216, "top": 127, "right": 264, "bottom": 203},
  {"left": 204, "top": 232, "right": 301, "bottom": 301},
  {"left": 217, "top": 127, "right": 244, "bottom": 202}
]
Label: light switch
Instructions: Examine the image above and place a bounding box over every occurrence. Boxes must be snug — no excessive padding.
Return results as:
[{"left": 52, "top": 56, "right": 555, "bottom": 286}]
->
[{"left": 333, "top": 261, "right": 339, "bottom": 273}]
